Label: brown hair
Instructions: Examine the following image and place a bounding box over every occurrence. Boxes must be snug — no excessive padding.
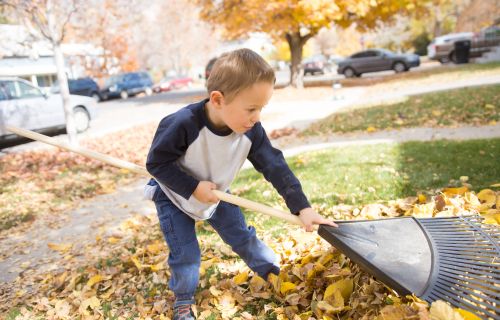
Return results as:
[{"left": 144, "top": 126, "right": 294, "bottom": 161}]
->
[{"left": 206, "top": 48, "right": 275, "bottom": 102}]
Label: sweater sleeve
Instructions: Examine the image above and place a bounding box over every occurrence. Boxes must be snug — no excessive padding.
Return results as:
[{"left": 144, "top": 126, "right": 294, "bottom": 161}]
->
[
  {"left": 247, "top": 123, "right": 310, "bottom": 215},
  {"left": 146, "top": 111, "right": 199, "bottom": 200}
]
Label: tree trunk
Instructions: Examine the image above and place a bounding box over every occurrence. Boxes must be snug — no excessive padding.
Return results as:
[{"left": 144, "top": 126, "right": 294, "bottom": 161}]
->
[
  {"left": 53, "top": 44, "right": 78, "bottom": 146},
  {"left": 286, "top": 32, "right": 305, "bottom": 89}
]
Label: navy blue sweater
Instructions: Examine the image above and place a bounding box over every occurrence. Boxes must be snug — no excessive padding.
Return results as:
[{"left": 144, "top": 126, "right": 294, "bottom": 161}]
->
[{"left": 145, "top": 99, "right": 310, "bottom": 220}]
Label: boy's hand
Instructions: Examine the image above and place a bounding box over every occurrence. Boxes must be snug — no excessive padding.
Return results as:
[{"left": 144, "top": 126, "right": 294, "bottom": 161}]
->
[
  {"left": 193, "top": 181, "right": 219, "bottom": 204},
  {"left": 298, "top": 207, "right": 338, "bottom": 232}
]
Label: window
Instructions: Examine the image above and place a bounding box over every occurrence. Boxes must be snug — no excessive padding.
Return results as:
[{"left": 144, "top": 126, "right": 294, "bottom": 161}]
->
[
  {"left": 17, "top": 81, "right": 44, "bottom": 98},
  {"left": 1, "top": 81, "right": 17, "bottom": 99},
  {"left": 351, "top": 52, "right": 366, "bottom": 59},
  {"left": 36, "top": 74, "right": 57, "bottom": 87},
  {"left": 0, "top": 83, "right": 8, "bottom": 101}
]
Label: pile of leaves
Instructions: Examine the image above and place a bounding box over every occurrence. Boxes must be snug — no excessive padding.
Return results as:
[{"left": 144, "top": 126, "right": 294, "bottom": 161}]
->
[{"left": 3, "top": 185, "right": 498, "bottom": 320}]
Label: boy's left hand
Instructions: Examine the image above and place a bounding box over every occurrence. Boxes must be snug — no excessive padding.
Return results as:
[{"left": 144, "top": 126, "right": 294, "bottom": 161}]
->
[{"left": 298, "top": 207, "right": 338, "bottom": 232}]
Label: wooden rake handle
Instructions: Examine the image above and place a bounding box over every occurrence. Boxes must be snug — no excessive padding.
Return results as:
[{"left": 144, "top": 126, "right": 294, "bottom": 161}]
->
[{"left": 6, "top": 125, "right": 304, "bottom": 226}]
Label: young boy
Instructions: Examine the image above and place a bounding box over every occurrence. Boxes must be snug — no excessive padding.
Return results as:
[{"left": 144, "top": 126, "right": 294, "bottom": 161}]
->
[{"left": 145, "top": 48, "right": 336, "bottom": 320}]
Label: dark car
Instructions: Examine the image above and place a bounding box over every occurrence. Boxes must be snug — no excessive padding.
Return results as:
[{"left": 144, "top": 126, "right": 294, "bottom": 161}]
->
[
  {"left": 100, "top": 72, "right": 153, "bottom": 100},
  {"left": 337, "top": 49, "right": 420, "bottom": 78},
  {"left": 302, "top": 55, "right": 330, "bottom": 75},
  {"left": 51, "top": 77, "right": 101, "bottom": 101},
  {"left": 68, "top": 78, "right": 101, "bottom": 101}
]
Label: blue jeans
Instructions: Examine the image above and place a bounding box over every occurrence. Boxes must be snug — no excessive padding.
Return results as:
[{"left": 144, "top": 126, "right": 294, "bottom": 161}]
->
[{"left": 153, "top": 189, "right": 280, "bottom": 306}]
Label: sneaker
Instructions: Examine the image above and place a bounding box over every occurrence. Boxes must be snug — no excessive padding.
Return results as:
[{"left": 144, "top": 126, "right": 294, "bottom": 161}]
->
[{"left": 173, "top": 304, "right": 195, "bottom": 320}]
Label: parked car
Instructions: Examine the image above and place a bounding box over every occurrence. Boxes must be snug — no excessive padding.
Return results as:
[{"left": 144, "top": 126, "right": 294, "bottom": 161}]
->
[
  {"left": 337, "top": 49, "right": 420, "bottom": 78},
  {"left": 52, "top": 77, "right": 101, "bottom": 101},
  {"left": 427, "top": 26, "right": 500, "bottom": 63},
  {"left": 100, "top": 72, "right": 153, "bottom": 100},
  {"left": 302, "top": 55, "right": 330, "bottom": 75},
  {"left": 153, "top": 75, "right": 193, "bottom": 93},
  {"left": 427, "top": 32, "right": 474, "bottom": 63},
  {"left": 0, "top": 77, "right": 98, "bottom": 148}
]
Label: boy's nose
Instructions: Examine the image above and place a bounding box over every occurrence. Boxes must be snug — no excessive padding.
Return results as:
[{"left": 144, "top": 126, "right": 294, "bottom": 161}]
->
[{"left": 251, "top": 112, "right": 261, "bottom": 123}]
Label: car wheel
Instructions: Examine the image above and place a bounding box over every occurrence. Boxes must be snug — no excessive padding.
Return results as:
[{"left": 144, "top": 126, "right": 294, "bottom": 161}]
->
[
  {"left": 343, "top": 67, "right": 356, "bottom": 78},
  {"left": 91, "top": 92, "right": 100, "bottom": 102},
  {"left": 73, "top": 107, "right": 90, "bottom": 133},
  {"left": 449, "top": 51, "right": 457, "bottom": 64},
  {"left": 145, "top": 87, "right": 153, "bottom": 96},
  {"left": 120, "top": 90, "right": 129, "bottom": 99},
  {"left": 438, "top": 57, "right": 450, "bottom": 64},
  {"left": 393, "top": 62, "right": 406, "bottom": 73}
]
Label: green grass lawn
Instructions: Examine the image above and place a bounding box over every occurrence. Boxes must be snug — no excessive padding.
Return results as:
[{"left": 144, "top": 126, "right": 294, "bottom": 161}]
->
[
  {"left": 304, "top": 84, "right": 500, "bottom": 135},
  {"left": 232, "top": 138, "right": 500, "bottom": 229}
]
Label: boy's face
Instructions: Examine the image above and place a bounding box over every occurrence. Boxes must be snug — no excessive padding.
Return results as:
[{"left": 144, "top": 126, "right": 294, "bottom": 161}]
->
[{"left": 211, "top": 81, "right": 273, "bottom": 134}]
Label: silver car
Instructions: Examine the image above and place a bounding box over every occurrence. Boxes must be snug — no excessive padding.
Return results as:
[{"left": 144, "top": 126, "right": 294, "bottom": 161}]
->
[
  {"left": 0, "top": 77, "right": 98, "bottom": 148},
  {"left": 337, "top": 49, "right": 420, "bottom": 78}
]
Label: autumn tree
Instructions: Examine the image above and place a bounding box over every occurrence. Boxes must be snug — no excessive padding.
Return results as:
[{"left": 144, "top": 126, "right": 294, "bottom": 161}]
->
[
  {"left": 2, "top": 0, "right": 82, "bottom": 145},
  {"left": 456, "top": 0, "right": 500, "bottom": 32},
  {"left": 69, "top": 0, "right": 142, "bottom": 79},
  {"left": 195, "top": 0, "right": 428, "bottom": 88},
  {"left": 133, "top": 0, "right": 218, "bottom": 79}
]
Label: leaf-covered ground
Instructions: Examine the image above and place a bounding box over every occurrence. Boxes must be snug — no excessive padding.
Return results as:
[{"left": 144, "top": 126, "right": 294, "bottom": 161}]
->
[
  {"left": 3, "top": 183, "right": 498, "bottom": 319},
  {"left": 0, "top": 126, "right": 156, "bottom": 231},
  {"left": 1, "top": 134, "right": 498, "bottom": 319}
]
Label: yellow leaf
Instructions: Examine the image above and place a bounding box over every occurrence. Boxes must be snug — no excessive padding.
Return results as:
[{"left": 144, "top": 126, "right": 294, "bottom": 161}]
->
[
  {"left": 249, "top": 275, "right": 267, "bottom": 292},
  {"left": 430, "top": 300, "right": 463, "bottom": 320},
  {"left": 456, "top": 308, "right": 481, "bottom": 320},
  {"left": 108, "top": 237, "right": 120, "bottom": 244},
  {"left": 86, "top": 274, "right": 104, "bottom": 288},
  {"left": 47, "top": 242, "right": 72, "bottom": 252},
  {"left": 443, "top": 186, "right": 468, "bottom": 196},
  {"left": 412, "top": 202, "right": 435, "bottom": 217},
  {"left": 131, "top": 256, "right": 147, "bottom": 270},
  {"left": 209, "top": 286, "right": 223, "bottom": 297},
  {"left": 481, "top": 211, "right": 500, "bottom": 225},
  {"left": 324, "top": 278, "right": 353, "bottom": 301},
  {"left": 151, "top": 262, "right": 165, "bottom": 272},
  {"left": 146, "top": 242, "right": 163, "bottom": 254},
  {"left": 477, "top": 189, "right": 496, "bottom": 206},
  {"left": 484, "top": 104, "right": 495, "bottom": 109},
  {"left": 300, "top": 254, "right": 314, "bottom": 266},
  {"left": 464, "top": 192, "right": 480, "bottom": 206},
  {"left": 280, "top": 281, "right": 296, "bottom": 294},
  {"left": 233, "top": 270, "right": 249, "bottom": 285},
  {"left": 268, "top": 273, "right": 281, "bottom": 293},
  {"left": 79, "top": 296, "right": 100, "bottom": 316},
  {"left": 432, "top": 110, "right": 442, "bottom": 116},
  {"left": 318, "top": 252, "right": 334, "bottom": 265},
  {"left": 490, "top": 183, "right": 500, "bottom": 187},
  {"left": 418, "top": 194, "right": 427, "bottom": 204},
  {"left": 366, "top": 126, "right": 376, "bottom": 132},
  {"left": 316, "top": 300, "right": 344, "bottom": 314}
]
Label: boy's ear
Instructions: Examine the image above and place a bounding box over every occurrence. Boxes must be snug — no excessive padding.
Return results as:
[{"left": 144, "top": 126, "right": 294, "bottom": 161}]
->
[{"left": 209, "top": 91, "right": 224, "bottom": 108}]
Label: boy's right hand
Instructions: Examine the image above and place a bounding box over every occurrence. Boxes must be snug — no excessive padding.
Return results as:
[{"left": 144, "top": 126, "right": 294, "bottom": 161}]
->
[{"left": 193, "top": 181, "right": 219, "bottom": 204}]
